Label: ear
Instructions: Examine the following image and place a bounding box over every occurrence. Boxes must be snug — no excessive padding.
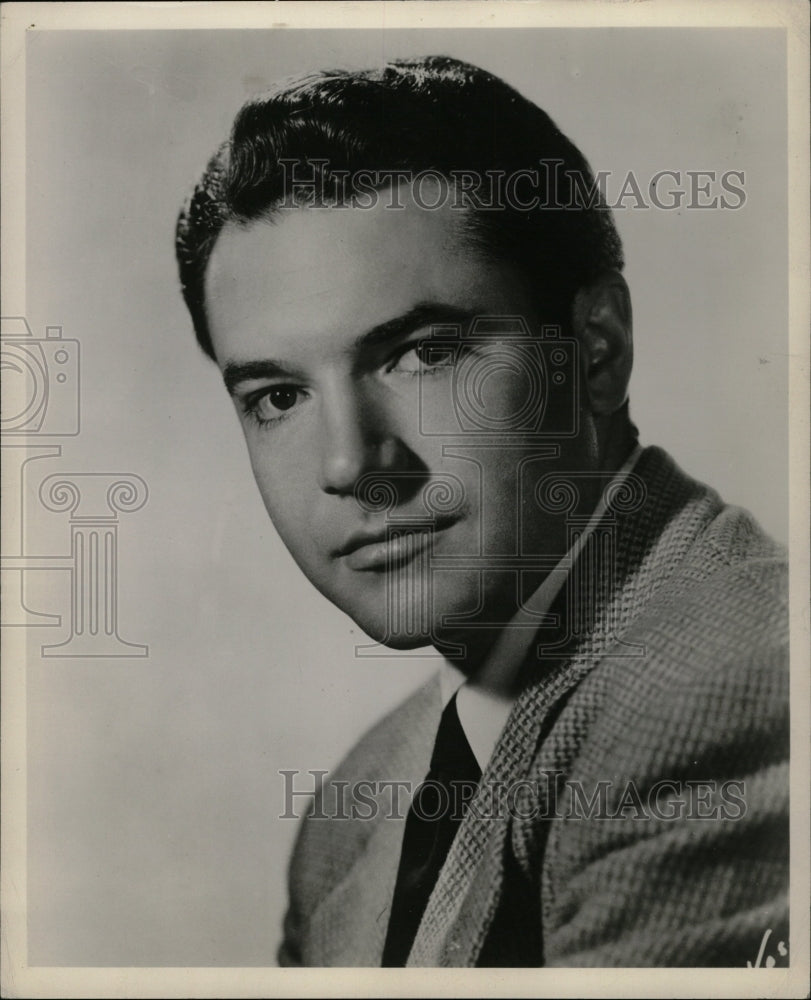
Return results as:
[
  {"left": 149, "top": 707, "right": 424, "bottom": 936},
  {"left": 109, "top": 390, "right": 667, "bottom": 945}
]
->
[{"left": 571, "top": 270, "right": 633, "bottom": 416}]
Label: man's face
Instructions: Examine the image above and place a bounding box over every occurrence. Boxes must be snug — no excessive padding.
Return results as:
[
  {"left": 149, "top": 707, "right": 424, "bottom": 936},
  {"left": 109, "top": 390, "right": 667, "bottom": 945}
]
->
[{"left": 206, "top": 190, "right": 591, "bottom": 654}]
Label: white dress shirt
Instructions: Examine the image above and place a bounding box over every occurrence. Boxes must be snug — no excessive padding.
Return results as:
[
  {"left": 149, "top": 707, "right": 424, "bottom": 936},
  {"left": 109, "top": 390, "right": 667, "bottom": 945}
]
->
[{"left": 440, "top": 445, "right": 643, "bottom": 772}]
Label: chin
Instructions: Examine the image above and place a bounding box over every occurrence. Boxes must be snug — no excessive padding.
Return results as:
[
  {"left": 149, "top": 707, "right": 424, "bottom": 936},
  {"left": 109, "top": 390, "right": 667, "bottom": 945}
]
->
[
  {"left": 348, "top": 610, "right": 439, "bottom": 651},
  {"left": 337, "top": 595, "right": 441, "bottom": 651},
  {"left": 374, "top": 632, "right": 438, "bottom": 651},
  {"left": 324, "top": 573, "right": 484, "bottom": 653}
]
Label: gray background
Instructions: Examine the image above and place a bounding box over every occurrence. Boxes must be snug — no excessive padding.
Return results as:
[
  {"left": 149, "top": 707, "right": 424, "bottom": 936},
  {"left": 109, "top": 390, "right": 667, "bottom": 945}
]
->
[{"left": 23, "top": 27, "right": 787, "bottom": 965}]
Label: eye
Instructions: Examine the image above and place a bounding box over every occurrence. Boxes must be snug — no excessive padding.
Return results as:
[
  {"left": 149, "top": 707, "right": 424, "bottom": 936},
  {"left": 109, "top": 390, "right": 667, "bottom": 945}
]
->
[
  {"left": 243, "top": 385, "right": 305, "bottom": 425},
  {"left": 264, "top": 387, "right": 298, "bottom": 412},
  {"left": 389, "top": 339, "right": 455, "bottom": 376}
]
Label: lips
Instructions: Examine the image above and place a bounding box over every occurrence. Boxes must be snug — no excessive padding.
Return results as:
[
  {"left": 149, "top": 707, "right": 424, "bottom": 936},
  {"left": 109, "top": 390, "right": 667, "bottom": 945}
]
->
[{"left": 336, "top": 515, "right": 459, "bottom": 572}]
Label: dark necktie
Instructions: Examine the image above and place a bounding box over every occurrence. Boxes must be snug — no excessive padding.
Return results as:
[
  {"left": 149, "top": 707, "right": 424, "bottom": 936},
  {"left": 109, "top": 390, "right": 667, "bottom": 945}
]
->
[{"left": 381, "top": 691, "right": 482, "bottom": 967}]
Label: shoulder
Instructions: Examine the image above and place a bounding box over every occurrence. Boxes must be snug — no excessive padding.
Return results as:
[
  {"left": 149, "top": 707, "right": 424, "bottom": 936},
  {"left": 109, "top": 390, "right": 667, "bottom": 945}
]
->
[
  {"left": 522, "top": 482, "right": 789, "bottom": 803},
  {"left": 282, "top": 674, "right": 441, "bottom": 936},
  {"left": 531, "top": 497, "right": 790, "bottom": 965},
  {"left": 580, "top": 500, "right": 787, "bottom": 766}
]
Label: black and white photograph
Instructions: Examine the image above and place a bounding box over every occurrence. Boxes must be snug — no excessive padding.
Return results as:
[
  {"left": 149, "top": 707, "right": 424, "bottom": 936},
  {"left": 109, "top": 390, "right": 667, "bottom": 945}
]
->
[{"left": 1, "top": 1, "right": 808, "bottom": 996}]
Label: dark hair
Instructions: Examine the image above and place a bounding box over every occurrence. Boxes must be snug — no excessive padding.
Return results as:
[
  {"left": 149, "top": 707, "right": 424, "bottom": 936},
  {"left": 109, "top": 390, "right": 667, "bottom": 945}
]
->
[{"left": 175, "top": 55, "right": 624, "bottom": 359}]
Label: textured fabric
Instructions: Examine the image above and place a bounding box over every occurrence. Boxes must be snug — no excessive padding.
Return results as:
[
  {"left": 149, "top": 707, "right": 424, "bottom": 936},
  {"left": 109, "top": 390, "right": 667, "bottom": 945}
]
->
[{"left": 277, "top": 446, "right": 789, "bottom": 968}]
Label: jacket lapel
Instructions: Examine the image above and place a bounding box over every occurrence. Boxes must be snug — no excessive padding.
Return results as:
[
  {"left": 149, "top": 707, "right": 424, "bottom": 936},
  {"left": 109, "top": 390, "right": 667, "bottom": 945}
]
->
[{"left": 303, "top": 675, "right": 442, "bottom": 966}]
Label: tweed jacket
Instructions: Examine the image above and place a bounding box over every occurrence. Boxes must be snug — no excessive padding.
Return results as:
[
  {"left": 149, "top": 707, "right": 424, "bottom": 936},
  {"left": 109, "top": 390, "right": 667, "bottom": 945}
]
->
[{"left": 278, "top": 446, "right": 789, "bottom": 967}]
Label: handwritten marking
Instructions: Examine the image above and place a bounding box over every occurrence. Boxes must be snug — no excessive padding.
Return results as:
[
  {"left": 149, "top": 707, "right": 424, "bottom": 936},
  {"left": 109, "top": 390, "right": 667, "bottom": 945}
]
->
[{"left": 747, "top": 928, "right": 788, "bottom": 968}]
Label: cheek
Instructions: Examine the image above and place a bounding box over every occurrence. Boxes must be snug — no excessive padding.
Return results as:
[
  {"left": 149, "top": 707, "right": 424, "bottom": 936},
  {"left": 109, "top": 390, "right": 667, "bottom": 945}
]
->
[{"left": 245, "top": 439, "right": 314, "bottom": 538}]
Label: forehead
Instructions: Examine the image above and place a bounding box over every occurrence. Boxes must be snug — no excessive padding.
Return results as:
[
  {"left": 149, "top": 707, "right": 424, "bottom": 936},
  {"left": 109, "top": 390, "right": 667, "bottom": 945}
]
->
[{"left": 204, "top": 192, "right": 530, "bottom": 362}]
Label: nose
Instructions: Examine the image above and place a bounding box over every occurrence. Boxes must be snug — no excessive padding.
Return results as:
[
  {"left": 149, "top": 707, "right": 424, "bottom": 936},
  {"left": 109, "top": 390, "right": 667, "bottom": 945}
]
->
[{"left": 317, "top": 381, "right": 409, "bottom": 496}]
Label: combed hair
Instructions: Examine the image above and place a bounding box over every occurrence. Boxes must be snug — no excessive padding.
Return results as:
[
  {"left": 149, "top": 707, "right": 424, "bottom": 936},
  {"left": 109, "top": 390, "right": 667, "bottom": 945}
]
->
[{"left": 176, "top": 55, "right": 624, "bottom": 358}]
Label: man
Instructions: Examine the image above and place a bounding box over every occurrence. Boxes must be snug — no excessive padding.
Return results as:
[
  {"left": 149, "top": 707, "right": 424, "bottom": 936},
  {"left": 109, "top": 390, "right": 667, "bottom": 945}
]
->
[{"left": 175, "top": 56, "right": 789, "bottom": 967}]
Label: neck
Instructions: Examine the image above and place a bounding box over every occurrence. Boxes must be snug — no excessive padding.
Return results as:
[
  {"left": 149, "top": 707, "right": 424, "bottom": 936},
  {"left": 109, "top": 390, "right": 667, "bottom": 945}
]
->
[{"left": 596, "top": 406, "right": 638, "bottom": 474}]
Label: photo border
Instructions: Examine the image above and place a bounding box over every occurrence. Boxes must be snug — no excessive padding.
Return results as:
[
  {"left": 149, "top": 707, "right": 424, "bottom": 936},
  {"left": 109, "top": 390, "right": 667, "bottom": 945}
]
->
[{"left": 1, "top": 2, "right": 808, "bottom": 997}]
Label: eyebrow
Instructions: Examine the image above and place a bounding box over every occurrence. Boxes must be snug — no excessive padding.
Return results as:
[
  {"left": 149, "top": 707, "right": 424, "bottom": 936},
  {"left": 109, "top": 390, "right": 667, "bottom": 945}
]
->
[{"left": 221, "top": 302, "right": 473, "bottom": 395}]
